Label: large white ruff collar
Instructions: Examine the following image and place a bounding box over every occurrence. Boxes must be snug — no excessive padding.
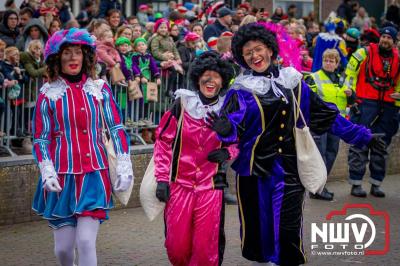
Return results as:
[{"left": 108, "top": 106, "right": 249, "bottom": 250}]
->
[
  {"left": 174, "top": 89, "right": 225, "bottom": 119},
  {"left": 40, "top": 78, "right": 105, "bottom": 101},
  {"left": 231, "top": 67, "right": 302, "bottom": 101}
]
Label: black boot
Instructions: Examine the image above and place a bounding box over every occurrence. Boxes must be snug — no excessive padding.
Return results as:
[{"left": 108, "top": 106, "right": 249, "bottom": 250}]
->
[
  {"left": 309, "top": 187, "right": 334, "bottom": 201},
  {"left": 351, "top": 185, "right": 367, "bottom": 197},
  {"left": 370, "top": 185, "right": 385, "bottom": 197},
  {"left": 224, "top": 187, "right": 238, "bottom": 205}
]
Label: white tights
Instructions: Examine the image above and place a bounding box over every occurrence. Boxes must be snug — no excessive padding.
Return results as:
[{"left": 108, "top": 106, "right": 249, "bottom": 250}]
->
[{"left": 53, "top": 217, "right": 100, "bottom": 266}]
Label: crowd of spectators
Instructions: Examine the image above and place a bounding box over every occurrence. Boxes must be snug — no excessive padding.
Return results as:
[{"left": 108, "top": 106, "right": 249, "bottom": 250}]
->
[{"left": 0, "top": 0, "right": 399, "bottom": 152}]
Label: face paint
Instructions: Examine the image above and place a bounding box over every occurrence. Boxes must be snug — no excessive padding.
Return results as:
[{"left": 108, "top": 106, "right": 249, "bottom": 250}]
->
[
  {"left": 199, "top": 71, "right": 223, "bottom": 98},
  {"left": 243, "top": 40, "right": 273, "bottom": 73}
]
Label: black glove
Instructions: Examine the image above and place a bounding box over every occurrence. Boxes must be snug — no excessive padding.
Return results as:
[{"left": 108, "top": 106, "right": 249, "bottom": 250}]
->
[
  {"left": 207, "top": 148, "right": 230, "bottom": 163},
  {"left": 206, "top": 111, "right": 232, "bottom": 137},
  {"left": 367, "top": 134, "right": 386, "bottom": 156},
  {"left": 156, "top": 181, "right": 170, "bottom": 202}
]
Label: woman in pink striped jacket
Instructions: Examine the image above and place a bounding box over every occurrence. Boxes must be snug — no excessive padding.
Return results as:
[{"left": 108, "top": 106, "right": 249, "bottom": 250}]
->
[{"left": 32, "top": 28, "right": 133, "bottom": 266}]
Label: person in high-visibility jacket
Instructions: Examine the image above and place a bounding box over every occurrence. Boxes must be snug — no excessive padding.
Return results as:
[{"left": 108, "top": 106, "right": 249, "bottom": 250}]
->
[
  {"left": 305, "top": 49, "right": 353, "bottom": 201},
  {"left": 344, "top": 26, "right": 400, "bottom": 198}
]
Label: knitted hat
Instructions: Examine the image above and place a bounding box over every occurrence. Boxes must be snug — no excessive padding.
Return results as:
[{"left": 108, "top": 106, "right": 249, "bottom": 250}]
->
[
  {"left": 380, "top": 26, "right": 398, "bottom": 40},
  {"left": 346, "top": 28, "right": 361, "bottom": 39},
  {"left": 173, "top": 19, "right": 185, "bottom": 26},
  {"left": 44, "top": 28, "right": 95, "bottom": 62},
  {"left": 184, "top": 32, "right": 200, "bottom": 42},
  {"left": 239, "top": 3, "right": 251, "bottom": 11},
  {"left": 207, "top": 37, "right": 218, "bottom": 47},
  {"left": 177, "top": 6, "right": 188, "bottom": 14},
  {"left": 217, "top": 7, "right": 235, "bottom": 18},
  {"left": 133, "top": 37, "right": 147, "bottom": 47},
  {"left": 184, "top": 2, "right": 195, "bottom": 11},
  {"left": 154, "top": 12, "right": 163, "bottom": 20},
  {"left": 220, "top": 31, "right": 233, "bottom": 37},
  {"left": 362, "top": 28, "right": 380, "bottom": 44},
  {"left": 115, "top": 37, "right": 131, "bottom": 46},
  {"left": 154, "top": 18, "right": 170, "bottom": 32},
  {"left": 139, "top": 4, "right": 148, "bottom": 11}
]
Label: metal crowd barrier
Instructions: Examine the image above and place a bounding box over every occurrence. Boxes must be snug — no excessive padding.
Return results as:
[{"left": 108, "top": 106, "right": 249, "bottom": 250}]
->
[
  {"left": 0, "top": 76, "right": 42, "bottom": 157},
  {"left": 0, "top": 69, "right": 176, "bottom": 157},
  {"left": 111, "top": 69, "right": 175, "bottom": 145}
]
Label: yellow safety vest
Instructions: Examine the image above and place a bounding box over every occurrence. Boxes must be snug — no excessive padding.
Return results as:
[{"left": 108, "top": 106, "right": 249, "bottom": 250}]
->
[{"left": 309, "top": 70, "right": 348, "bottom": 116}]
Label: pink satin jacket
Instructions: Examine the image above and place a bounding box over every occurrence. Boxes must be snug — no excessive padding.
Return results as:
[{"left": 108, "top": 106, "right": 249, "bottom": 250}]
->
[{"left": 154, "top": 106, "right": 238, "bottom": 191}]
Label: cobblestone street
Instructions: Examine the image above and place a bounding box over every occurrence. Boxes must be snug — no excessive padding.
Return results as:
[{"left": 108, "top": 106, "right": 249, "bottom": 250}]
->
[{"left": 0, "top": 175, "right": 399, "bottom": 266}]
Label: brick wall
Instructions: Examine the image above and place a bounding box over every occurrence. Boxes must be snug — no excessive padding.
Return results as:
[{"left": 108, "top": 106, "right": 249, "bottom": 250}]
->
[{"left": 1, "top": 135, "right": 400, "bottom": 226}]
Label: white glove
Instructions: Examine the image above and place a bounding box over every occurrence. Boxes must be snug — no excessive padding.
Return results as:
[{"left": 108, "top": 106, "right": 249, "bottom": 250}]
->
[
  {"left": 39, "top": 159, "right": 62, "bottom": 192},
  {"left": 42, "top": 176, "right": 62, "bottom": 192},
  {"left": 115, "top": 154, "right": 134, "bottom": 192}
]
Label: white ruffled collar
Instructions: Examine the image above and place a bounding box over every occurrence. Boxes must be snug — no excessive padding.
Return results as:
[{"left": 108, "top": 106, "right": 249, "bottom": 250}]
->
[
  {"left": 174, "top": 89, "right": 225, "bottom": 120},
  {"left": 40, "top": 77, "right": 105, "bottom": 101},
  {"left": 231, "top": 67, "right": 302, "bottom": 102},
  {"left": 318, "top": 32, "right": 344, "bottom": 41}
]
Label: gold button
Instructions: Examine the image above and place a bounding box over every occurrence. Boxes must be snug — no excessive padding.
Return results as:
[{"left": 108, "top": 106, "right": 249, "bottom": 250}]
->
[
  {"left": 282, "top": 97, "right": 286, "bottom": 101},
  {"left": 80, "top": 107, "right": 85, "bottom": 111},
  {"left": 280, "top": 123, "right": 285, "bottom": 129},
  {"left": 279, "top": 136, "right": 283, "bottom": 141},
  {"left": 282, "top": 110, "right": 286, "bottom": 115},
  {"left": 278, "top": 148, "right": 282, "bottom": 153},
  {"left": 86, "top": 153, "right": 90, "bottom": 157},
  {"left": 83, "top": 129, "right": 88, "bottom": 134}
]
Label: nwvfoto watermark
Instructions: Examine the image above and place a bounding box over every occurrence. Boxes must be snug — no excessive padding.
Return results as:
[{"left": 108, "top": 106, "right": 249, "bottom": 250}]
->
[{"left": 310, "top": 203, "right": 390, "bottom": 256}]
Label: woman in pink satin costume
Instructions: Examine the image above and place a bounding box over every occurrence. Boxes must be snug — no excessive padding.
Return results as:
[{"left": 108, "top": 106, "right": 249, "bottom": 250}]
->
[{"left": 154, "top": 52, "right": 237, "bottom": 266}]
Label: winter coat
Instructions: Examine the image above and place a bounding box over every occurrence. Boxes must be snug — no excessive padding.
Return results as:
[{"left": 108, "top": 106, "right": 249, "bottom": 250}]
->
[
  {"left": 96, "top": 41, "right": 121, "bottom": 69},
  {"left": 20, "top": 51, "right": 46, "bottom": 78},
  {"left": 16, "top": 18, "right": 48, "bottom": 52},
  {"left": 20, "top": 51, "right": 46, "bottom": 101},
  {"left": 177, "top": 43, "right": 196, "bottom": 73},
  {"left": 149, "top": 34, "right": 181, "bottom": 62},
  {"left": 203, "top": 20, "right": 229, "bottom": 42},
  {"left": 0, "top": 10, "right": 21, "bottom": 47},
  {"left": 58, "top": 4, "right": 72, "bottom": 25},
  {"left": 0, "top": 61, "right": 23, "bottom": 82}
]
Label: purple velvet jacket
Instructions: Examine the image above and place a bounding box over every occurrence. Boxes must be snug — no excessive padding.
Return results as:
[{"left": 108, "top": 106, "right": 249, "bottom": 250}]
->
[
  {"left": 119, "top": 52, "right": 134, "bottom": 80},
  {"left": 131, "top": 52, "right": 160, "bottom": 79},
  {"left": 218, "top": 77, "right": 372, "bottom": 177}
]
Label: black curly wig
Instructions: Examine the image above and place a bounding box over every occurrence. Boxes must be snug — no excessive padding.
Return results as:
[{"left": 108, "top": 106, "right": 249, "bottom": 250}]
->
[
  {"left": 189, "top": 51, "right": 235, "bottom": 94},
  {"left": 232, "top": 23, "right": 279, "bottom": 69}
]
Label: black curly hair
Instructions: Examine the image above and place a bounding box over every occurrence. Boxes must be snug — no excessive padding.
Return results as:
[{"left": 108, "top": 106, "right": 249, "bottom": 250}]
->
[
  {"left": 231, "top": 23, "right": 279, "bottom": 69},
  {"left": 189, "top": 51, "right": 235, "bottom": 94}
]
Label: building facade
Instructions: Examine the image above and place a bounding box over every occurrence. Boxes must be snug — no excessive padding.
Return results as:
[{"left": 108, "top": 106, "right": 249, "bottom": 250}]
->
[{"left": 252, "top": 0, "right": 391, "bottom": 23}]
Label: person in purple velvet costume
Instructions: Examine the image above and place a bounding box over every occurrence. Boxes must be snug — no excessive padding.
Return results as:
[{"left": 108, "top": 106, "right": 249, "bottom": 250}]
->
[{"left": 207, "top": 23, "right": 385, "bottom": 266}]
